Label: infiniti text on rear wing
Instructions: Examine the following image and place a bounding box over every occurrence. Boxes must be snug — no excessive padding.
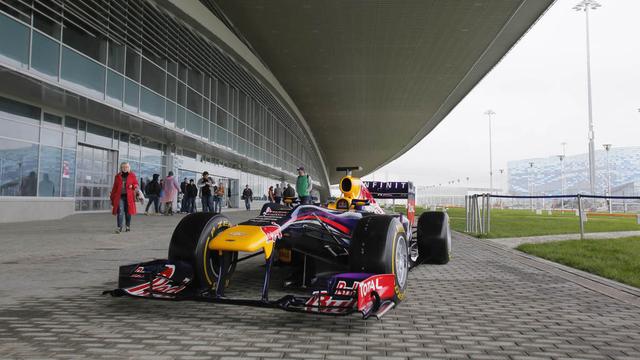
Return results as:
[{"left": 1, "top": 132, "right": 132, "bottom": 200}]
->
[{"left": 363, "top": 181, "right": 416, "bottom": 226}]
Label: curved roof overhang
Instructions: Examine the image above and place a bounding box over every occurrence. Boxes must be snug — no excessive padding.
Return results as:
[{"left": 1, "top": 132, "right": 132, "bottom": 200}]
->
[{"left": 209, "top": 0, "right": 555, "bottom": 183}]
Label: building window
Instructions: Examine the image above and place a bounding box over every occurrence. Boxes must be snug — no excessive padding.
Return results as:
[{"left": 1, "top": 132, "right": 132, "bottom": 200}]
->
[
  {"left": 186, "top": 111, "right": 202, "bottom": 136},
  {"left": 124, "top": 79, "right": 139, "bottom": 111},
  {"left": 107, "top": 40, "right": 125, "bottom": 73},
  {"left": 106, "top": 70, "right": 124, "bottom": 105},
  {"left": 62, "top": 21, "right": 106, "bottom": 63},
  {"left": 38, "top": 145, "right": 62, "bottom": 197},
  {"left": 140, "top": 87, "right": 165, "bottom": 123},
  {"left": 0, "top": 13, "right": 29, "bottom": 68},
  {"left": 61, "top": 149, "right": 76, "bottom": 197},
  {"left": 187, "top": 87, "right": 202, "bottom": 115},
  {"left": 141, "top": 57, "right": 165, "bottom": 95},
  {"left": 31, "top": 31, "right": 60, "bottom": 79},
  {"left": 165, "top": 100, "right": 176, "bottom": 125},
  {"left": 125, "top": 47, "right": 141, "bottom": 81},
  {"left": 0, "top": 138, "right": 39, "bottom": 196},
  {"left": 61, "top": 47, "right": 105, "bottom": 98}
]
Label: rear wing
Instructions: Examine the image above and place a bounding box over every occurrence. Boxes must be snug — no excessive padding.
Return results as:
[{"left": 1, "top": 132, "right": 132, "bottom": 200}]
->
[{"left": 363, "top": 181, "right": 416, "bottom": 226}]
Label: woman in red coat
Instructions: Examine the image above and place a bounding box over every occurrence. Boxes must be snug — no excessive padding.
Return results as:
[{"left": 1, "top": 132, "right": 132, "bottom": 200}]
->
[{"left": 110, "top": 162, "right": 139, "bottom": 233}]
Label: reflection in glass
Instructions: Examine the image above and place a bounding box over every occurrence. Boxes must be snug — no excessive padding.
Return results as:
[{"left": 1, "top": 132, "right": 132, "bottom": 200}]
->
[
  {"left": 41, "top": 128, "right": 63, "bottom": 147},
  {"left": 0, "top": 138, "right": 38, "bottom": 196},
  {"left": 61, "top": 47, "right": 105, "bottom": 98},
  {"left": 125, "top": 47, "right": 141, "bottom": 81},
  {"left": 140, "top": 87, "right": 165, "bottom": 123},
  {"left": 107, "top": 40, "right": 125, "bottom": 73},
  {"left": 165, "top": 100, "right": 176, "bottom": 125},
  {"left": 0, "top": 96, "right": 41, "bottom": 124},
  {"left": 124, "top": 79, "right": 139, "bottom": 111},
  {"left": 38, "top": 145, "right": 62, "bottom": 196},
  {"left": 141, "top": 58, "right": 165, "bottom": 95},
  {"left": 61, "top": 149, "right": 76, "bottom": 197},
  {"left": 62, "top": 22, "right": 106, "bottom": 63},
  {"left": 0, "top": 13, "right": 29, "bottom": 68},
  {"left": 106, "top": 70, "right": 124, "bottom": 105},
  {"left": 186, "top": 111, "right": 202, "bottom": 136},
  {"left": 31, "top": 31, "right": 60, "bottom": 79}
]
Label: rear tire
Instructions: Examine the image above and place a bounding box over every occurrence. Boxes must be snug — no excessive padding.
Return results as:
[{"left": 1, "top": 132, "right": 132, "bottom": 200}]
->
[
  {"left": 349, "top": 215, "right": 408, "bottom": 301},
  {"left": 168, "top": 213, "right": 237, "bottom": 289},
  {"left": 416, "top": 211, "right": 451, "bottom": 264}
]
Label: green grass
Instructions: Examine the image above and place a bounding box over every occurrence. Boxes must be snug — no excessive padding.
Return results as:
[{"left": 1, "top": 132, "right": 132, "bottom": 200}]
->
[
  {"left": 392, "top": 205, "right": 640, "bottom": 238},
  {"left": 517, "top": 237, "right": 640, "bottom": 288}
]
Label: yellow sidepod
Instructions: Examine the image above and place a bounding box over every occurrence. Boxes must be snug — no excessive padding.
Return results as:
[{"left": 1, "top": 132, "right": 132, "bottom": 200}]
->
[{"left": 208, "top": 225, "right": 276, "bottom": 259}]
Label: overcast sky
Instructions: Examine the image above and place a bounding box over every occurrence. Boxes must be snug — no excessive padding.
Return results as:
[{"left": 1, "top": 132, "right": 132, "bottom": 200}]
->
[{"left": 364, "top": 0, "right": 640, "bottom": 190}]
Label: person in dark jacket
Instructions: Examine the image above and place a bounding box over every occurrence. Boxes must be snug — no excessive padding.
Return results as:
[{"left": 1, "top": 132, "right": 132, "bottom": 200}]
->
[
  {"left": 242, "top": 185, "right": 253, "bottom": 210},
  {"left": 179, "top": 177, "right": 188, "bottom": 213},
  {"left": 144, "top": 174, "right": 162, "bottom": 215},
  {"left": 185, "top": 179, "right": 198, "bottom": 213}
]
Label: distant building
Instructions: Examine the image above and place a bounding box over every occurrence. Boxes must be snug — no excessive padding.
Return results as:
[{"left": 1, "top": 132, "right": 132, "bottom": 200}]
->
[{"left": 508, "top": 146, "right": 640, "bottom": 195}]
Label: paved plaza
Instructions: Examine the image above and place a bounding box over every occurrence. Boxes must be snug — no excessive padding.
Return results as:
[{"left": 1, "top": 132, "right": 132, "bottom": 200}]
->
[{"left": 1, "top": 212, "right": 640, "bottom": 359}]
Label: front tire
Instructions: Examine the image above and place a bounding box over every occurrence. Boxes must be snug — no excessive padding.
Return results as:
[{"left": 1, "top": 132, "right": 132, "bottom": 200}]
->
[
  {"left": 168, "top": 213, "right": 237, "bottom": 289},
  {"left": 349, "top": 215, "right": 408, "bottom": 301}
]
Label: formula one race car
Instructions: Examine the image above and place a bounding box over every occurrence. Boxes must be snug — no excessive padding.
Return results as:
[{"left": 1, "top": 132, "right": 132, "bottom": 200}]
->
[{"left": 106, "top": 167, "right": 451, "bottom": 319}]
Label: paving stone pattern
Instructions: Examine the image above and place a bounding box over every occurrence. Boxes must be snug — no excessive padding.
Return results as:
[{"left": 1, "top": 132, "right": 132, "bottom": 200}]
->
[{"left": 1, "top": 214, "right": 640, "bottom": 359}]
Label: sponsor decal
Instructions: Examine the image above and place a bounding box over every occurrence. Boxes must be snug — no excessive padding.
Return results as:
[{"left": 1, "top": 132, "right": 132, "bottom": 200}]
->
[
  {"left": 261, "top": 224, "right": 282, "bottom": 243},
  {"left": 124, "top": 265, "right": 190, "bottom": 297},
  {"left": 356, "top": 274, "right": 396, "bottom": 312},
  {"left": 304, "top": 291, "right": 356, "bottom": 314}
]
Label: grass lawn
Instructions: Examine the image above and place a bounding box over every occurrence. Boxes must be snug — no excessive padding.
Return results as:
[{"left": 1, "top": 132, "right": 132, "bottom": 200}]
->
[
  {"left": 423, "top": 207, "right": 640, "bottom": 239},
  {"left": 517, "top": 237, "right": 640, "bottom": 288}
]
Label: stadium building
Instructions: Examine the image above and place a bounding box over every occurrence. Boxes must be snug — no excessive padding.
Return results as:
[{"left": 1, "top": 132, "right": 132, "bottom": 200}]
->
[
  {"left": 508, "top": 146, "right": 640, "bottom": 196},
  {"left": 0, "top": 0, "right": 553, "bottom": 222}
]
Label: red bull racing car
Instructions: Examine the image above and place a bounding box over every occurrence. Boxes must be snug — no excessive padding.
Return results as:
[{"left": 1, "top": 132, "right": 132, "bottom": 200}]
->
[{"left": 106, "top": 167, "right": 451, "bottom": 319}]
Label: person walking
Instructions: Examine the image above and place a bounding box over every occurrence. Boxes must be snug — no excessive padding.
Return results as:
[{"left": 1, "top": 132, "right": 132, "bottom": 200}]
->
[
  {"left": 242, "top": 185, "right": 253, "bottom": 210},
  {"left": 215, "top": 181, "right": 225, "bottom": 213},
  {"left": 268, "top": 185, "right": 275, "bottom": 203},
  {"left": 197, "top": 171, "right": 214, "bottom": 212},
  {"left": 296, "top": 166, "right": 312, "bottom": 205},
  {"left": 274, "top": 183, "right": 283, "bottom": 204},
  {"left": 185, "top": 179, "right": 198, "bottom": 213},
  {"left": 144, "top": 173, "right": 161, "bottom": 215},
  {"left": 161, "top": 171, "right": 180, "bottom": 215},
  {"left": 110, "top": 162, "right": 139, "bottom": 233},
  {"left": 179, "top": 177, "right": 188, "bottom": 213}
]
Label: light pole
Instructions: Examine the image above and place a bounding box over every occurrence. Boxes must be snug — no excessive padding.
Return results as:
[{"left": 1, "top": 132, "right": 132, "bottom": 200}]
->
[
  {"left": 528, "top": 162, "right": 535, "bottom": 211},
  {"left": 485, "top": 110, "right": 495, "bottom": 194},
  {"left": 574, "top": 0, "right": 601, "bottom": 195},
  {"left": 558, "top": 155, "right": 565, "bottom": 212},
  {"left": 603, "top": 144, "right": 612, "bottom": 213}
]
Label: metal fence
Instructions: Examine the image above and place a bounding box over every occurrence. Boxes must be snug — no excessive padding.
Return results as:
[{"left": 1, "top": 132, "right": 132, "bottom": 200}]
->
[{"left": 465, "top": 194, "right": 640, "bottom": 239}]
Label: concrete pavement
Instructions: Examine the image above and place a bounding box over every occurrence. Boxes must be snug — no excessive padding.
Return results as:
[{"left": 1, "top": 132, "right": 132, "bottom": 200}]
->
[{"left": 1, "top": 212, "right": 640, "bottom": 359}]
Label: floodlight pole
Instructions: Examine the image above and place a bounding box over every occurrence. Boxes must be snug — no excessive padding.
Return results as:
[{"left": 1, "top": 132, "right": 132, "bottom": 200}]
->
[
  {"left": 603, "top": 144, "right": 612, "bottom": 213},
  {"left": 574, "top": 0, "right": 600, "bottom": 195},
  {"left": 485, "top": 110, "right": 495, "bottom": 195},
  {"left": 558, "top": 155, "right": 565, "bottom": 212},
  {"left": 528, "top": 162, "right": 534, "bottom": 211}
]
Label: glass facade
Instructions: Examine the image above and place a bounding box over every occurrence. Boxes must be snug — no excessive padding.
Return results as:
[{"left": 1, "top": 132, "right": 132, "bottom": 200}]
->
[{"left": 0, "top": 0, "right": 323, "bottom": 184}]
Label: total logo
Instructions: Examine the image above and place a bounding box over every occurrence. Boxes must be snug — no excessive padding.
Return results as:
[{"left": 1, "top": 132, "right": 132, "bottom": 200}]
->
[{"left": 358, "top": 277, "right": 382, "bottom": 298}]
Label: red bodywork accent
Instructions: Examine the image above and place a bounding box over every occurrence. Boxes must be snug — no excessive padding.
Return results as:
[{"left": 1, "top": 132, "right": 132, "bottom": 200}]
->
[{"left": 295, "top": 215, "right": 351, "bottom": 234}]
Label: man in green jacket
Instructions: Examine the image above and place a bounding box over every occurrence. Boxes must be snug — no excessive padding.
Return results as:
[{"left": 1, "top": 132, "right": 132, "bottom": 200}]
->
[{"left": 296, "top": 166, "right": 312, "bottom": 205}]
